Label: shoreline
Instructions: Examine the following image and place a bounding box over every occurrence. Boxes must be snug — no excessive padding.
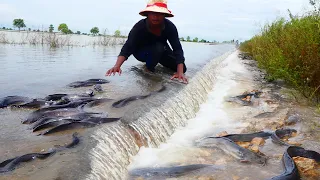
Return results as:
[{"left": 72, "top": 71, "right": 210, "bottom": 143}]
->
[
  {"left": 1, "top": 47, "right": 318, "bottom": 179},
  {"left": 125, "top": 50, "right": 320, "bottom": 180},
  {"left": 0, "top": 30, "right": 232, "bottom": 48},
  {"left": 0, "top": 43, "right": 236, "bottom": 180},
  {"left": 237, "top": 51, "right": 320, "bottom": 144},
  {"left": 0, "top": 30, "right": 127, "bottom": 47}
]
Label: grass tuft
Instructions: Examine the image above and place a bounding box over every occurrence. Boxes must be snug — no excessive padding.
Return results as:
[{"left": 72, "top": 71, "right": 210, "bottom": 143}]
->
[{"left": 240, "top": 10, "right": 320, "bottom": 103}]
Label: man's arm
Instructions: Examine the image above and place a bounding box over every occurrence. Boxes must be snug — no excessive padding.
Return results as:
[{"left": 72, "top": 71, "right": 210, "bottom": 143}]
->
[
  {"left": 106, "top": 21, "right": 141, "bottom": 76},
  {"left": 167, "top": 22, "right": 188, "bottom": 83},
  {"left": 106, "top": 55, "right": 126, "bottom": 76},
  {"left": 118, "top": 22, "right": 141, "bottom": 60},
  {"left": 113, "top": 56, "right": 126, "bottom": 68},
  {"left": 167, "top": 23, "right": 185, "bottom": 69}
]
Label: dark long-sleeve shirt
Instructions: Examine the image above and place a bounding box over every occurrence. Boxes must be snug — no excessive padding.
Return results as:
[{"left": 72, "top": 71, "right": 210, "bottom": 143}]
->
[{"left": 119, "top": 18, "right": 185, "bottom": 64}]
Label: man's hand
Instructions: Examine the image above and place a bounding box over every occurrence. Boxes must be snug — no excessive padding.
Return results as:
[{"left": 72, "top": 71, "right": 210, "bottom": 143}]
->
[
  {"left": 105, "top": 56, "right": 126, "bottom": 76},
  {"left": 170, "top": 72, "right": 188, "bottom": 84},
  {"left": 105, "top": 66, "right": 122, "bottom": 76},
  {"left": 171, "top": 63, "right": 188, "bottom": 84}
]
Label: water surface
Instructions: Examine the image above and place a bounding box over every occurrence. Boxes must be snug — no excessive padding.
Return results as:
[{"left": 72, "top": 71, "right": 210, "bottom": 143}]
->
[
  {"left": 0, "top": 42, "right": 233, "bottom": 97},
  {"left": 0, "top": 41, "right": 235, "bottom": 179}
]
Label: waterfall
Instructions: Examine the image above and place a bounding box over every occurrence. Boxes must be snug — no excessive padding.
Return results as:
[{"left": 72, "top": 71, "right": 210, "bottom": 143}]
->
[{"left": 85, "top": 50, "right": 235, "bottom": 180}]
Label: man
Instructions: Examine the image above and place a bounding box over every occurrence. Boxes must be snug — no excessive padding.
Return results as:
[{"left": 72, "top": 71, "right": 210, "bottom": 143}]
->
[{"left": 105, "top": 0, "right": 188, "bottom": 84}]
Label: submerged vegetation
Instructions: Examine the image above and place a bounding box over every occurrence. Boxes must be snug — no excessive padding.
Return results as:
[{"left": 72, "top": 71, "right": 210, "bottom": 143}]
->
[
  {"left": 1, "top": 18, "right": 235, "bottom": 46},
  {"left": 0, "top": 30, "right": 126, "bottom": 48},
  {"left": 0, "top": 19, "right": 128, "bottom": 47},
  {"left": 239, "top": 1, "right": 320, "bottom": 102}
]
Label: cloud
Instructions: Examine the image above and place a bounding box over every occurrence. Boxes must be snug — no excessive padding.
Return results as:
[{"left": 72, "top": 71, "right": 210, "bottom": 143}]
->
[
  {"left": 0, "top": 3, "right": 19, "bottom": 24},
  {"left": 0, "top": 0, "right": 313, "bottom": 41}
]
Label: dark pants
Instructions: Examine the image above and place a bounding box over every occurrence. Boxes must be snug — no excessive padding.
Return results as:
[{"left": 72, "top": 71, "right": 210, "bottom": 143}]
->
[{"left": 133, "top": 42, "right": 187, "bottom": 73}]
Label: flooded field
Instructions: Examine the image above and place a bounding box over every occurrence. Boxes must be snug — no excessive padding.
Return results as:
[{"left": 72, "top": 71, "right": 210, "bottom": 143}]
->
[
  {"left": 1, "top": 40, "right": 319, "bottom": 180},
  {"left": 0, "top": 40, "right": 236, "bottom": 179}
]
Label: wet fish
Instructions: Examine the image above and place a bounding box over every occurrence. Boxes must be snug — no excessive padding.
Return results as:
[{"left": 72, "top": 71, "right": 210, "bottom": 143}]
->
[
  {"left": 0, "top": 158, "right": 16, "bottom": 169},
  {"left": 45, "top": 89, "right": 95, "bottom": 102},
  {"left": 112, "top": 95, "right": 149, "bottom": 108},
  {"left": 40, "top": 117, "right": 121, "bottom": 135},
  {"left": 225, "top": 91, "right": 262, "bottom": 106},
  {"left": 268, "top": 146, "right": 320, "bottom": 180},
  {"left": 39, "top": 98, "right": 95, "bottom": 111},
  {"left": 83, "top": 98, "right": 113, "bottom": 108},
  {"left": 23, "top": 108, "right": 100, "bottom": 124},
  {"left": 23, "top": 108, "right": 79, "bottom": 124},
  {"left": 54, "top": 132, "right": 80, "bottom": 150},
  {"left": 222, "top": 131, "right": 272, "bottom": 142},
  {"left": 220, "top": 129, "right": 296, "bottom": 145},
  {"left": 33, "top": 117, "right": 119, "bottom": 132},
  {"left": 83, "top": 117, "right": 121, "bottom": 124},
  {"left": 0, "top": 96, "right": 31, "bottom": 108},
  {"left": 93, "top": 84, "right": 103, "bottom": 92},
  {"left": 0, "top": 152, "right": 54, "bottom": 173},
  {"left": 32, "top": 119, "right": 75, "bottom": 132},
  {"left": 31, "top": 112, "right": 98, "bottom": 130},
  {"left": 86, "top": 79, "right": 110, "bottom": 84},
  {"left": 45, "top": 94, "right": 68, "bottom": 101},
  {"left": 196, "top": 137, "right": 267, "bottom": 165},
  {"left": 112, "top": 85, "right": 166, "bottom": 108},
  {"left": 150, "top": 85, "right": 166, "bottom": 95},
  {"left": 31, "top": 117, "right": 59, "bottom": 129},
  {"left": 61, "top": 95, "right": 95, "bottom": 102},
  {"left": 0, "top": 133, "right": 80, "bottom": 173},
  {"left": 225, "top": 96, "right": 252, "bottom": 106},
  {"left": 11, "top": 99, "right": 47, "bottom": 109},
  {"left": 129, "top": 164, "right": 219, "bottom": 178},
  {"left": 271, "top": 129, "right": 297, "bottom": 146},
  {"left": 40, "top": 121, "right": 97, "bottom": 135},
  {"left": 271, "top": 148, "right": 299, "bottom": 180},
  {"left": 286, "top": 146, "right": 320, "bottom": 162},
  {"left": 48, "top": 98, "right": 70, "bottom": 106},
  {"left": 67, "top": 79, "right": 110, "bottom": 88}
]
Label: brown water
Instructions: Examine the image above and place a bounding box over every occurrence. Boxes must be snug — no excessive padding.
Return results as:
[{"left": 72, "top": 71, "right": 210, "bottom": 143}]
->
[
  {"left": 0, "top": 42, "right": 236, "bottom": 179},
  {"left": 123, "top": 50, "right": 286, "bottom": 180},
  {"left": 123, "top": 51, "right": 320, "bottom": 180},
  {"left": 2, "top": 46, "right": 317, "bottom": 180}
]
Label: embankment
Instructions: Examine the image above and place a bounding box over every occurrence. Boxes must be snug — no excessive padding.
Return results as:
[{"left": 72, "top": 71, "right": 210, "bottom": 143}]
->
[{"left": 239, "top": 10, "right": 320, "bottom": 102}]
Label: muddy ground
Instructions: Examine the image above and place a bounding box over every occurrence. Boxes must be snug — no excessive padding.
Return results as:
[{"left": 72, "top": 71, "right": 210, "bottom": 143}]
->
[
  {"left": 237, "top": 52, "right": 320, "bottom": 147},
  {"left": 127, "top": 50, "right": 320, "bottom": 180}
]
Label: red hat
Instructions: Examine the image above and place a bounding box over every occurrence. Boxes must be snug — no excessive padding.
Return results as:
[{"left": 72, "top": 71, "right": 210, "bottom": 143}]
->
[{"left": 139, "top": 0, "right": 174, "bottom": 17}]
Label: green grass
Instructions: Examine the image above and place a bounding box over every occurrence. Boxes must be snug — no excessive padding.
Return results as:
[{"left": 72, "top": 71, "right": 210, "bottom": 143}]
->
[
  {"left": 240, "top": 11, "right": 320, "bottom": 102},
  {"left": 316, "top": 104, "right": 320, "bottom": 114}
]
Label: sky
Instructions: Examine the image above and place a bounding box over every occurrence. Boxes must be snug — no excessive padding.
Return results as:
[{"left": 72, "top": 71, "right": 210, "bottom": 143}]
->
[{"left": 0, "top": 0, "right": 313, "bottom": 42}]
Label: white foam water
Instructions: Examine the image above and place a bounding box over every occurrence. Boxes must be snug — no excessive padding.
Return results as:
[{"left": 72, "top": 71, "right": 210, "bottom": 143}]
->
[
  {"left": 85, "top": 49, "right": 249, "bottom": 180},
  {"left": 127, "top": 50, "right": 250, "bottom": 170}
]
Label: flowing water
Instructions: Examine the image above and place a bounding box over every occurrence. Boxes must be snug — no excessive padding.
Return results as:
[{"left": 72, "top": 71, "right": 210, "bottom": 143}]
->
[
  {"left": 124, "top": 51, "right": 284, "bottom": 180},
  {"left": 0, "top": 39, "right": 244, "bottom": 179},
  {"left": 85, "top": 50, "right": 287, "bottom": 180},
  {"left": 86, "top": 50, "right": 235, "bottom": 180}
]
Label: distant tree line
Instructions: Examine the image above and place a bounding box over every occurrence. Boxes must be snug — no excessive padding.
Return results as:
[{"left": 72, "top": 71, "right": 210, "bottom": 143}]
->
[
  {"left": 1, "top": 18, "right": 127, "bottom": 38},
  {"left": 179, "top": 36, "right": 239, "bottom": 44},
  {"left": 3, "top": 18, "right": 238, "bottom": 43},
  {"left": 179, "top": 36, "right": 234, "bottom": 44}
]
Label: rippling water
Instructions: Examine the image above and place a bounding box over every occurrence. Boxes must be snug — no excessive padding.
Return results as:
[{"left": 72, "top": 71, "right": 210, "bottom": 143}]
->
[
  {"left": 0, "top": 42, "right": 233, "bottom": 97},
  {"left": 0, "top": 41, "right": 235, "bottom": 179}
]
